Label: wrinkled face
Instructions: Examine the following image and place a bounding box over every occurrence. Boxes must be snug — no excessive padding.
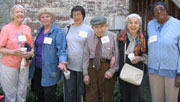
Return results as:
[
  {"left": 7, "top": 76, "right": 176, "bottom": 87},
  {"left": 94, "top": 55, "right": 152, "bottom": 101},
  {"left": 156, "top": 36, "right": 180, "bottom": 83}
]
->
[
  {"left": 92, "top": 24, "right": 107, "bottom": 37},
  {"left": 153, "top": 5, "right": 168, "bottom": 23},
  {"left": 72, "top": 11, "right": 83, "bottom": 25},
  {"left": 127, "top": 17, "right": 140, "bottom": 35},
  {"left": 40, "top": 13, "right": 53, "bottom": 27},
  {"left": 13, "top": 7, "right": 25, "bottom": 23}
]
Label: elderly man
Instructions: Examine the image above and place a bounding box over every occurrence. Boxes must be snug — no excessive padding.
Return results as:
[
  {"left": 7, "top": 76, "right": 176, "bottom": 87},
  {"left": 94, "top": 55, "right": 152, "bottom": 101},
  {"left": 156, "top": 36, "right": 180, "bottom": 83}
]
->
[{"left": 82, "top": 16, "right": 119, "bottom": 102}]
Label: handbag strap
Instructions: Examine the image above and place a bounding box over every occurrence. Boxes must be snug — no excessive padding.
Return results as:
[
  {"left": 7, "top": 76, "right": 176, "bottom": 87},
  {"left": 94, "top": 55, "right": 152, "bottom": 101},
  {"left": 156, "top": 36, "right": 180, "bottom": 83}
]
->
[
  {"left": 124, "top": 43, "right": 126, "bottom": 63},
  {"left": 66, "top": 25, "right": 71, "bottom": 36},
  {"left": 124, "top": 42, "right": 145, "bottom": 71}
]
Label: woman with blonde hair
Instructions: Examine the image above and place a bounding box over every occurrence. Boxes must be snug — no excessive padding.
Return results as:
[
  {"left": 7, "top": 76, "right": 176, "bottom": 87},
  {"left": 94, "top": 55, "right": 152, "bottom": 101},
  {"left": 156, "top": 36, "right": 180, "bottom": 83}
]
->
[{"left": 0, "top": 4, "right": 33, "bottom": 102}]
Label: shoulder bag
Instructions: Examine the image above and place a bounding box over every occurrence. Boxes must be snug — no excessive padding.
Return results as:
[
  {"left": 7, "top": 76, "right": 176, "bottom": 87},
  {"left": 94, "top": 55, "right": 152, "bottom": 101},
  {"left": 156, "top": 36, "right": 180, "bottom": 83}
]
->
[{"left": 119, "top": 43, "right": 144, "bottom": 86}]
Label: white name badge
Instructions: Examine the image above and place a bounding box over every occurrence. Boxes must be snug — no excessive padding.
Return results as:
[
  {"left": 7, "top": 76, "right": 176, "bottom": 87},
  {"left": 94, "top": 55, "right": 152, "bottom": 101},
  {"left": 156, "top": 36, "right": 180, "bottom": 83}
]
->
[
  {"left": 18, "top": 35, "right": 27, "bottom": 42},
  {"left": 149, "top": 35, "right": 157, "bottom": 43},
  {"left": 44, "top": 37, "right": 52, "bottom": 44},
  {"left": 128, "top": 53, "right": 135, "bottom": 61},
  {"left": 79, "top": 31, "right": 88, "bottom": 38},
  {"left": 101, "top": 36, "right": 110, "bottom": 44}
]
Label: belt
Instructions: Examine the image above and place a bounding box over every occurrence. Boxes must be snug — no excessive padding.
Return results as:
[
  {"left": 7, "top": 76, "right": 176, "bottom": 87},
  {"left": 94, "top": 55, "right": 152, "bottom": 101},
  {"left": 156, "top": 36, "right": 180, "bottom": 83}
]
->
[{"left": 90, "top": 58, "right": 110, "bottom": 63}]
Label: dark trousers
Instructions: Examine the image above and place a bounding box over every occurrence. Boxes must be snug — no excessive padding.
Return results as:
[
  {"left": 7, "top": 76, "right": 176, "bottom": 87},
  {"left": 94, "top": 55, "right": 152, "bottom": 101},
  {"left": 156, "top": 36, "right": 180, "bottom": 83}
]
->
[
  {"left": 31, "top": 67, "right": 57, "bottom": 102},
  {"left": 85, "top": 60, "right": 117, "bottom": 102},
  {"left": 119, "top": 78, "right": 141, "bottom": 102},
  {"left": 64, "top": 69, "right": 84, "bottom": 102}
]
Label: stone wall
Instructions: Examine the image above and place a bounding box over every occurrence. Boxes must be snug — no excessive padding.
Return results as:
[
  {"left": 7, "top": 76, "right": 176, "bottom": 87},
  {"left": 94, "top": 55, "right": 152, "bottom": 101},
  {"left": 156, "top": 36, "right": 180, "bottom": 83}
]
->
[
  {"left": 1, "top": 0, "right": 129, "bottom": 34},
  {"left": 0, "top": 0, "right": 15, "bottom": 29}
]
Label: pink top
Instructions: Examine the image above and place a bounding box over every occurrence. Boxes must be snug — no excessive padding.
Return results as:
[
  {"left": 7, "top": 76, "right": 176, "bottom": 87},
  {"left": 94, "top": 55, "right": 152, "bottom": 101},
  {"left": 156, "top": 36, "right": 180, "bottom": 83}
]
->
[{"left": 0, "top": 22, "right": 33, "bottom": 68}]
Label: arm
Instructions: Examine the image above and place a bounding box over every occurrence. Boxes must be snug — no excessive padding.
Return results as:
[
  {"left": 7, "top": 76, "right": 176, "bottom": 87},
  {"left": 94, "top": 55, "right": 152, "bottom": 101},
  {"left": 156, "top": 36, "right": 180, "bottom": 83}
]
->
[
  {"left": 83, "top": 38, "right": 90, "bottom": 86},
  {"left": 176, "top": 32, "right": 180, "bottom": 85},
  {"left": 56, "top": 28, "right": 68, "bottom": 71},
  {"left": 105, "top": 34, "right": 119, "bottom": 78},
  {"left": 0, "top": 26, "right": 25, "bottom": 56},
  {"left": 131, "top": 33, "right": 147, "bottom": 64}
]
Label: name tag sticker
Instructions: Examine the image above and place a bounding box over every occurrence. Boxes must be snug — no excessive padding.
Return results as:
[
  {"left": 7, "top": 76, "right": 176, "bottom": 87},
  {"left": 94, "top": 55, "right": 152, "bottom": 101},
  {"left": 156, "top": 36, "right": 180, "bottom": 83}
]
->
[
  {"left": 149, "top": 35, "right": 157, "bottom": 43},
  {"left": 128, "top": 53, "right": 135, "bottom": 61},
  {"left": 79, "top": 31, "right": 88, "bottom": 38},
  {"left": 44, "top": 37, "right": 52, "bottom": 44},
  {"left": 18, "top": 35, "right": 27, "bottom": 42},
  {"left": 101, "top": 36, "right": 110, "bottom": 44}
]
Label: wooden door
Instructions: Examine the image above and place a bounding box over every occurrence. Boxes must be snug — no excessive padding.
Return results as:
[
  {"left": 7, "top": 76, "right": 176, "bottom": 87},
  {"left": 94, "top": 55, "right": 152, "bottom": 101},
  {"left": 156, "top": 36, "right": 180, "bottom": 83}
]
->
[{"left": 129, "top": 0, "right": 180, "bottom": 34}]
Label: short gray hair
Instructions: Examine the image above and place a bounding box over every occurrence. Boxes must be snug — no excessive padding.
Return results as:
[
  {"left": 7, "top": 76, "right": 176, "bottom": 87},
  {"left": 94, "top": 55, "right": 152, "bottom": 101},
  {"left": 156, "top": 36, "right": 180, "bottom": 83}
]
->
[
  {"left": 10, "top": 4, "right": 25, "bottom": 21},
  {"left": 125, "top": 13, "right": 142, "bottom": 31}
]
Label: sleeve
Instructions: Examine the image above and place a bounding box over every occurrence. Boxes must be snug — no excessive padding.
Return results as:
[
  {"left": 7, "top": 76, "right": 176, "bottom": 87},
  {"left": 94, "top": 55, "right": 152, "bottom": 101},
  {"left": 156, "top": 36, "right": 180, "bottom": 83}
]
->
[
  {"left": 25, "top": 27, "right": 33, "bottom": 48},
  {"left": 56, "top": 27, "right": 67, "bottom": 63},
  {"left": 0, "top": 27, "right": 9, "bottom": 47},
  {"left": 82, "top": 38, "right": 90, "bottom": 76},
  {"left": 107, "top": 34, "right": 119, "bottom": 75},
  {"left": 29, "top": 28, "right": 34, "bottom": 48},
  {"left": 177, "top": 29, "right": 180, "bottom": 73}
]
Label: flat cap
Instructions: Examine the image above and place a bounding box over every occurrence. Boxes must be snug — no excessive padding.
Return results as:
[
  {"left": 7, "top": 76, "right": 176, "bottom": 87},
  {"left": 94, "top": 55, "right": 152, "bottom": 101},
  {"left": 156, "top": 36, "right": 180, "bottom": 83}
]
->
[{"left": 90, "top": 16, "right": 107, "bottom": 26}]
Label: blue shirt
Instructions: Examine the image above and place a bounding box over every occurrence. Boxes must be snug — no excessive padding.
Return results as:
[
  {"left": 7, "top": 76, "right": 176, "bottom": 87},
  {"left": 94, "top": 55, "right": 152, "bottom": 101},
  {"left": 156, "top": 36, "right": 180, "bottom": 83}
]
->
[
  {"left": 29, "top": 23, "right": 67, "bottom": 86},
  {"left": 35, "top": 29, "right": 47, "bottom": 68},
  {"left": 147, "top": 17, "right": 180, "bottom": 78}
]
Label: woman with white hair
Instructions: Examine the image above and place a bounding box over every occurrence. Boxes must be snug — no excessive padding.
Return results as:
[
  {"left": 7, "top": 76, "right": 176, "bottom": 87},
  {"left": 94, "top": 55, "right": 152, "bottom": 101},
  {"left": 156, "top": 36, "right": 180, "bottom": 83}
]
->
[
  {"left": 118, "top": 13, "right": 146, "bottom": 102},
  {"left": 29, "top": 7, "right": 67, "bottom": 102},
  {"left": 0, "top": 4, "right": 34, "bottom": 102}
]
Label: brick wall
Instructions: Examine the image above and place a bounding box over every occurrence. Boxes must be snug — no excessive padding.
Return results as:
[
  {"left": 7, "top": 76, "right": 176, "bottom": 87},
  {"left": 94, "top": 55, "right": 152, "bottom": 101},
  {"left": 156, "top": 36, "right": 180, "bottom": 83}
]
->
[
  {"left": 3, "top": 0, "right": 129, "bottom": 34},
  {"left": 0, "top": 0, "right": 15, "bottom": 29}
]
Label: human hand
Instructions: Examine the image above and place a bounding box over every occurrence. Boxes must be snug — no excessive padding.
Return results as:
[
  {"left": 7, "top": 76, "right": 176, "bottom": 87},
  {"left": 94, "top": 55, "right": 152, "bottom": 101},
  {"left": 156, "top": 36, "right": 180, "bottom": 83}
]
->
[
  {"left": 131, "top": 56, "right": 142, "bottom": 64},
  {"left": 14, "top": 49, "right": 26, "bottom": 56},
  {"left": 23, "top": 51, "right": 34, "bottom": 59},
  {"left": 58, "top": 61, "right": 68, "bottom": 72},
  {"left": 175, "top": 74, "right": 180, "bottom": 87},
  {"left": 104, "top": 71, "right": 113, "bottom": 79},
  {"left": 83, "top": 75, "right": 90, "bottom": 86}
]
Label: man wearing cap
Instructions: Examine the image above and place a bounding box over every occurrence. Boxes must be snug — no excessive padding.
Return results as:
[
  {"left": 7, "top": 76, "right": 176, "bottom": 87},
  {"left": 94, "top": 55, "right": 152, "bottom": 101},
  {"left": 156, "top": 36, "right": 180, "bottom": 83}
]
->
[{"left": 82, "top": 16, "right": 119, "bottom": 102}]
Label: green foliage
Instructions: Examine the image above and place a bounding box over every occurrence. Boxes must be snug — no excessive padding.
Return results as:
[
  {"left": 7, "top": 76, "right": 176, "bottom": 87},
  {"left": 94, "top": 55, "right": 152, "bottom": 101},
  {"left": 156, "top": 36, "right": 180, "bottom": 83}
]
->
[
  {"left": 113, "top": 81, "right": 121, "bottom": 102},
  {"left": 0, "top": 75, "right": 152, "bottom": 102}
]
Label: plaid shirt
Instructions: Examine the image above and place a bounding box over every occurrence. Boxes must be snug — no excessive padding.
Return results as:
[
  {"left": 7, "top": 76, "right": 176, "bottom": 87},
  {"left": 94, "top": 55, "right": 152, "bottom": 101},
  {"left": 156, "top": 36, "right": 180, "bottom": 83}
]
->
[{"left": 118, "top": 30, "right": 146, "bottom": 56}]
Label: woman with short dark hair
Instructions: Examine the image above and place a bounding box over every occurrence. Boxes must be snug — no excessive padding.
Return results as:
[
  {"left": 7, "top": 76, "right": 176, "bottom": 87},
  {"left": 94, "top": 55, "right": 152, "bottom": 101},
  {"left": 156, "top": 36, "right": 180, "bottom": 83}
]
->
[{"left": 62, "top": 5, "right": 93, "bottom": 102}]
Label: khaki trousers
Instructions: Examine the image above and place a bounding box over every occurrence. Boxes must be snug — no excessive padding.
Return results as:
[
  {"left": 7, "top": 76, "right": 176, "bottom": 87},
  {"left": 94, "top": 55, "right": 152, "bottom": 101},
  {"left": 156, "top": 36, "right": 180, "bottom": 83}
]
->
[
  {"left": 85, "top": 60, "right": 117, "bottom": 102},
  {"left": 149, "top": 73, "right": 179, "bottom": 102}
]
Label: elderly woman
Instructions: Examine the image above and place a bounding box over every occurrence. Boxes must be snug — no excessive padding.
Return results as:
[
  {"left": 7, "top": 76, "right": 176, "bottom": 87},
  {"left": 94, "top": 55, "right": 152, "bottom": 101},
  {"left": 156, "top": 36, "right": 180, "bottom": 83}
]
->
[
  {"left": 118, "top": 13, "right": 146, "bottom": 102},
  {"left": 148, "top": 1, "right": 180, "bottom": 102},
  {"left": 62, "top": 6, "right": 93, "bottom": 102},
  {"left": 29, "top": 8, "right": 67, "bottom": 102},
  {"left": 0, "top": 4, "right": 33, "bottom": 102}
]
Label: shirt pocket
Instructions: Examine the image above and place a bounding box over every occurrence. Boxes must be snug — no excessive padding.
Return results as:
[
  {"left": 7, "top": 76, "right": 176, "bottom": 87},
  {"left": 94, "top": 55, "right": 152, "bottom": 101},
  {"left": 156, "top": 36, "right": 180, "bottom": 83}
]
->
[{"left": 102, "top": 43, "right": 113, "bottom": 58}]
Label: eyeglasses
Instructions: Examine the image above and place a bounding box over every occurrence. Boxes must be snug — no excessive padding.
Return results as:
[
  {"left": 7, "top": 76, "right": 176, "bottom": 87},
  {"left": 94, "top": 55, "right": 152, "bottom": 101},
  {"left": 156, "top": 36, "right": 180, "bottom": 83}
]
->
[
  {"left": 73, "top": 13, "right": 82, "bottom": 17},
  {"left": 154, "top": 7, "right": 166, "bottom": 12}
]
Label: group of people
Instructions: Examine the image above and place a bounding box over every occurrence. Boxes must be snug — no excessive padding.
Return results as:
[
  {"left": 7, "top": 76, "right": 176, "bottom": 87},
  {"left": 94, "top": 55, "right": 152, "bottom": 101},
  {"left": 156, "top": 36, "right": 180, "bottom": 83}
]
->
[{"left": 0, "top": 1, "right": 180, "bottom": 102}]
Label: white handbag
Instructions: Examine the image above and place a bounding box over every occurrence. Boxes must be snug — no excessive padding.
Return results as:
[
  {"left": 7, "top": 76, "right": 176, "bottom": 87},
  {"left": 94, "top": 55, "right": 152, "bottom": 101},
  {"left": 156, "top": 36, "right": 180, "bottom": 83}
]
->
[{"left": 119, "top": 43, "right": 144, "bottom": 86}]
